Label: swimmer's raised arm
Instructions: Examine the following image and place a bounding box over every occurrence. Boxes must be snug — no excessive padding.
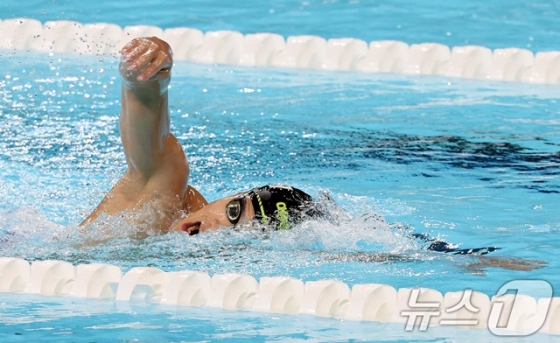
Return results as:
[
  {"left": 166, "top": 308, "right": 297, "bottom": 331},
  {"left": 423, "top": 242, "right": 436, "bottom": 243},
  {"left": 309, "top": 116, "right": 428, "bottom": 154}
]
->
[
  {"left": 118, "top": 37, "right": 180, "bottom": 180},
  {"left": 82, "top": 37, "right": 206, "bottom": 228}
]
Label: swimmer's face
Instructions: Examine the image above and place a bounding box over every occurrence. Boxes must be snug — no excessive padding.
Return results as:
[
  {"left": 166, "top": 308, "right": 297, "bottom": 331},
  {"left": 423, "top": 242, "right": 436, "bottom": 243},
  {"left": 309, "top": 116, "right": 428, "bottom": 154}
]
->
[{"left": 172, "top": 194, "right": 255, "bottom": 234}]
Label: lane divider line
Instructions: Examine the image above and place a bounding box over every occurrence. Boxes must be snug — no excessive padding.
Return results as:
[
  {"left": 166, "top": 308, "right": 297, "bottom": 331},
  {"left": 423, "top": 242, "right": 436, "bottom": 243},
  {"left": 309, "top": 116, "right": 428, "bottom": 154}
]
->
[
  {"left": 1, "top": 18, "right": 559, "bottom": 84},
  {"left": 0, "top": 257, "right": 557, "bottom": 335}
]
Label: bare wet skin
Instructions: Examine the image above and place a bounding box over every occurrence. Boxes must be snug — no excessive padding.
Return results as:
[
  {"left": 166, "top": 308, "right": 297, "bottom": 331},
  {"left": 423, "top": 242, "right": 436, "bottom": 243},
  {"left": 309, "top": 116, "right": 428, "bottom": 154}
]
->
[
  {"left": 320, "top": 251, "right": 546, "bottom": 273},
  {"left": 465, "top": 256, "right": 546, "bottom": 274}
]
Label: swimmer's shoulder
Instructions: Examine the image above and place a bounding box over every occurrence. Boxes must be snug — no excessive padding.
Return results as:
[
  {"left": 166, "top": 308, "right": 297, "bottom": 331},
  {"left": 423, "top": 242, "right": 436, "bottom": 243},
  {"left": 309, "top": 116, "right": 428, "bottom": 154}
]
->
[{"left": 183, "top": 185, "right": 208, "bottom": 213}]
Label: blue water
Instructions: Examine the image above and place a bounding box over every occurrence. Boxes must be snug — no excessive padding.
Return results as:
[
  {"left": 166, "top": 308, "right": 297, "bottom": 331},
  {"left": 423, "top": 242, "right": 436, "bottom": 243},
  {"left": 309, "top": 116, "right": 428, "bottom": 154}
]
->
[
  {"left": 1, "top": 52, "right": 559, "bottom": 341},
  {"left": 1, "top": 0, "right": 560, "bottom": 342}
]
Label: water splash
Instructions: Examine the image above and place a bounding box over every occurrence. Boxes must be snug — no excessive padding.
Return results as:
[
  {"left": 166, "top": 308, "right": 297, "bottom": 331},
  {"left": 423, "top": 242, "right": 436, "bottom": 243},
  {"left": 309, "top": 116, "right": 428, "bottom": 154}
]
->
[{"left": 0, "top": 191, "right": 428, "bottom": 268}]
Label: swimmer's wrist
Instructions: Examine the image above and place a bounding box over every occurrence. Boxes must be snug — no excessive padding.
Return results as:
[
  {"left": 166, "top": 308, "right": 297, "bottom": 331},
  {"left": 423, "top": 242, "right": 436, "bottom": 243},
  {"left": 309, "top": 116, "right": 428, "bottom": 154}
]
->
[{"left": 119, "top": 62, "right": 171, "bottom": 94}]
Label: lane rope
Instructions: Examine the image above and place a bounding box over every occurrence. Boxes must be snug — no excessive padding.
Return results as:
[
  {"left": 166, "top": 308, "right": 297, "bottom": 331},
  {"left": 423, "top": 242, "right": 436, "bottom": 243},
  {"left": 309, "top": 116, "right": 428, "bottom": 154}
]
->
[
  {"left": 0, "top": 18, "right": 559, "bottom": 84},
  {"left": 0, "top": 257, "right": 557, "bottom": 335}
]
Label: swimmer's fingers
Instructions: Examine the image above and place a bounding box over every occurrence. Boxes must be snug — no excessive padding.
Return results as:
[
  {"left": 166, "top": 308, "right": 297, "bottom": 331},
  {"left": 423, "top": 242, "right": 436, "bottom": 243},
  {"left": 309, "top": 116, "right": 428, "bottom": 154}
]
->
[
  {"left": 120, "top": 37, "right": 173, "bottom": 82},
  {"left": 127, "top": 43, "right": 159, "bottom": 73},
  {"left": 120, "top": 39, "right": 138, "bottom": 56},
  {"left": 137, "top": 50, "right": 172, "bottom": 81},
  {"left": 120, "top": 40, "right": 136, "bottom": 55},
  {"left": 121, "top": 38, "right": 152, "bottom": 62}
]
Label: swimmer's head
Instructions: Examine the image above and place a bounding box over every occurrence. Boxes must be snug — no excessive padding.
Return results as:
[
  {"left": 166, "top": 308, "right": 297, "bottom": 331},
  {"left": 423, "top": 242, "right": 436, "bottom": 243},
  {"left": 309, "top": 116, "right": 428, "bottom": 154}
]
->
[
  {"left": 174, "top": 185, "right": 319, "bottom": 234},
  {"left": 246, "top": 185, "right": 316, "bottom": 230}
]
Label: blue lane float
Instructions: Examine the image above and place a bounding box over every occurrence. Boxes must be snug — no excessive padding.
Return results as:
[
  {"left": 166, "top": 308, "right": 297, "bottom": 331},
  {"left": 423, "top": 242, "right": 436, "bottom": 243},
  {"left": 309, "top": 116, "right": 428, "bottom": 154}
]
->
[
  {"left": 0, "top": 257, "right": 559, "bottom": 336},
  {"left": 1, "top": 18, "right": 560, "bottom": 84}
]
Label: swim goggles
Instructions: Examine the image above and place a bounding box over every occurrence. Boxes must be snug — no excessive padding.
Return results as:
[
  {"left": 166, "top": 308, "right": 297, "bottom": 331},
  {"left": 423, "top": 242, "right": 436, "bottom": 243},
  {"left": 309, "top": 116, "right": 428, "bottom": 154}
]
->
[{"left": 225, "top": 196, "right": 245, "bottom": 225}]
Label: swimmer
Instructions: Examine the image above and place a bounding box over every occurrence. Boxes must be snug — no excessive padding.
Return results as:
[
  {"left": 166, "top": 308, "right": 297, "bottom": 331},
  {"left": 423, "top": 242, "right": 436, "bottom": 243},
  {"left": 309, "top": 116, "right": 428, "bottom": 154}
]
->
[
  {"left": 78, "top": 37, "right": 544, "bottom": 271},
  {"left": 81, "top": 36, "right": 317, "bottom": 236}
]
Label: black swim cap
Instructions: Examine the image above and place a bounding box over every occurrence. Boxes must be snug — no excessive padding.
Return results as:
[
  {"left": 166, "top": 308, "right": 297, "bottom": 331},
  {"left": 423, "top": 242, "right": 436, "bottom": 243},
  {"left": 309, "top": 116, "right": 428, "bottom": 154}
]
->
[{"left": 248, "top": 185, "right": 316, "bottom": 230}]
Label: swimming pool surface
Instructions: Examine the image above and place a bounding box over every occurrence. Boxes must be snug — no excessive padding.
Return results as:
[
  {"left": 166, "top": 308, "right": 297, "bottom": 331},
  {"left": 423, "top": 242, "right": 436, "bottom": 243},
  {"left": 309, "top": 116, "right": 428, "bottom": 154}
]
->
[{"left": 1, "top": 0, "right": 560, "bottom": 342}]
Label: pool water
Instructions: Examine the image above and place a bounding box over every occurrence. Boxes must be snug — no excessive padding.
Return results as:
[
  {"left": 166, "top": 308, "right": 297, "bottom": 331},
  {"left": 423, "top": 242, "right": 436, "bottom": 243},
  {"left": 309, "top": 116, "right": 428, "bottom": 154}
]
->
[
  {"left": 1, "top": 0, "right": 560, "bottom": 342},
  {"left": 1, "top": 51, "right": 559, "bottom": 341}
]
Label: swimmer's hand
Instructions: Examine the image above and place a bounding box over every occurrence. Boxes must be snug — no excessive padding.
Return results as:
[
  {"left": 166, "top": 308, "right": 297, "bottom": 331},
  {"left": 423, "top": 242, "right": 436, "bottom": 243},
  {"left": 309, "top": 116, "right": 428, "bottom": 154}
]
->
[{"left": 119, "top": 37, "right": 173, "bottom": 83}]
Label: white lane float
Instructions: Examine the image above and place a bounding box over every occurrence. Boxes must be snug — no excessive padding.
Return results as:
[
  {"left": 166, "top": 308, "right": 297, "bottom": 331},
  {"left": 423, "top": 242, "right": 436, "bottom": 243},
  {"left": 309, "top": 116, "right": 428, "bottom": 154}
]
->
[
  {"left": 0, "top": 258, "right": 557, "bottom": 336},
  {"left": 491, "top": 48, "right": 534, "bottom": 82},
  {"left": 0, "top": 18, "right": 43, "bottom": 51},
  {"left": 396, "top": 287, "right": 443, "bottom": 330},
  {"left": 443, "top": 45, "right": 493, "bottom": 79},
  {"left": 207, "top": 273, "right": 259, "bottom": 310},
  {"left": 81, "top": 23, "right": 123, "bottom": 55},
  {"left": 271, "top": 35, "right": 327, "bottom": 69},
  {"left": 70, "top": 263, "right": 122, "bottom": 299},
  {"left": 190, "top": 30, "right": 245, "bottom": 65},
  {"left": 299, "top": 280, "right": 351, "bottom": 318},
  {"left": 323, "top": 38, "right": 368, "bottom": 71},
  {"left": 0, "top": 257, "right": 31, "bottom": 292},
  {"left": 1, "top": 19, "right": 560, "bottom": 84},
  {"left": 163, "top": 27, "right": 204, "bottom": 61},
  {"left": 404, "top": 43, "right": 450, "bottom": 75},
  {"left": 160, "top": 270, "right": 211, "bottom": 307},
  {"left": 440, "top": 290, "right": 490, "bottom": 328},
  {"left": 253, "top": 276, "right": 304, "bottom": 314},
  {"left": 23, "top": 260, "right": 75, "bottom": 296},
  {"left": 344, "top": 283, "right": 398, "bottom": 322},
  {"left": 356, "top": 40, "right": 409, "bottom": 73},
  {"left": 115, "top": 266, "right": 167, "bottom": 302},
  {"left": 240, "top": 33, "right": 286, "bottom": 67},
  {"left": 522, "top": 51, "right": 560, "bottom": 84}
]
